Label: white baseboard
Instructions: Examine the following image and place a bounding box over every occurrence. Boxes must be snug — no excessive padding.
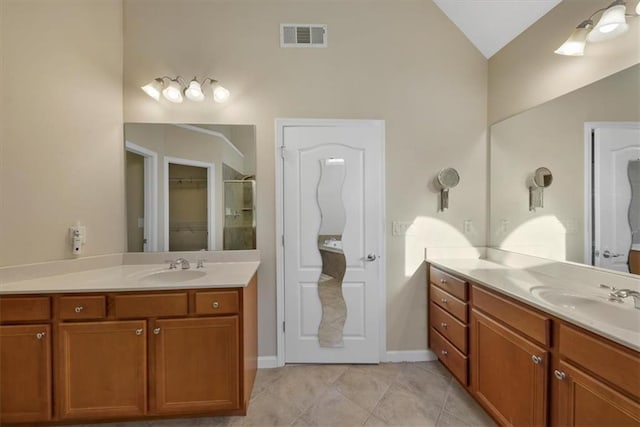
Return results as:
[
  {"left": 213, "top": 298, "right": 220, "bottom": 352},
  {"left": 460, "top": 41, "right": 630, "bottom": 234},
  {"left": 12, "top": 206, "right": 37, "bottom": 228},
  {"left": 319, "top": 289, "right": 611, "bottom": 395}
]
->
[
  {"left": 385, "top": 350, "right": 436, "bottom": 363},
  {"left": 258, "top": 356, "right": 279, "bottom": 369}
]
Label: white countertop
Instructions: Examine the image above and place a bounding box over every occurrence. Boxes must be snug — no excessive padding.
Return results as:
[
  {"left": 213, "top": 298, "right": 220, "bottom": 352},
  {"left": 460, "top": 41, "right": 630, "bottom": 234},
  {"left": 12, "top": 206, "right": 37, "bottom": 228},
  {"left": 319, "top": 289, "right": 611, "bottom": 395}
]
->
[
  {"left": 427, "top": 258, "right": 640, "bottom": 352},
  {"left": 0, "top": 262, "right": 260, "bottom": 294}
]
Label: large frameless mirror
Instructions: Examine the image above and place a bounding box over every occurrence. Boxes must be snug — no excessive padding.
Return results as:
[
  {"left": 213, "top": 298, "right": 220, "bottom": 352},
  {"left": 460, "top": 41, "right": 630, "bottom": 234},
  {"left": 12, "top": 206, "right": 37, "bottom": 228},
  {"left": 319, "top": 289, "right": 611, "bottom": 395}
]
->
[
  {"left": 316, "top": 158, "right": 347, "bottom": 347},
  {"left": 124, "top": 123, "right": 256, "bottom": 252}
]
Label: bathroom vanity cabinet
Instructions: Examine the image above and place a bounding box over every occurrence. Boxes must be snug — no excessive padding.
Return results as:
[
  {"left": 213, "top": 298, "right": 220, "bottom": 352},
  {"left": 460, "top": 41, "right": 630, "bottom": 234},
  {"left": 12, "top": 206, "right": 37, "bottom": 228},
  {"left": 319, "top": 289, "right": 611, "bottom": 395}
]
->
[
  {"left": 0, "top": 274, "right": 257, "bottom": 425},
  {"left": 427, "top": 265, "right": 640, "bottom": 427}
]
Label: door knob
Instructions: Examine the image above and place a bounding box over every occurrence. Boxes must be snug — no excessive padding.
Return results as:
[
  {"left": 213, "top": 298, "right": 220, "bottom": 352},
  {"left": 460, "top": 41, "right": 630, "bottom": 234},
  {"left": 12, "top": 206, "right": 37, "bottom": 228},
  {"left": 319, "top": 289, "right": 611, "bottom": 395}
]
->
[
  {"left": 602, "top": 250, "right": 623, "bottom": 258},
  {"left": 365, "top": 253, "right": 377, "bottom": 262}
]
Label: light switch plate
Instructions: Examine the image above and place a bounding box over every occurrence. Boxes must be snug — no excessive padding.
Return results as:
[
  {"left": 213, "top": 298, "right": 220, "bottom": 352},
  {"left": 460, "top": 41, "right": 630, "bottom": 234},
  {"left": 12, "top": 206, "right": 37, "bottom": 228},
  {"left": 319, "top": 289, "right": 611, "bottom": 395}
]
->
[{"left": 392, "top": 221, "right": 414, "bottom": 236}]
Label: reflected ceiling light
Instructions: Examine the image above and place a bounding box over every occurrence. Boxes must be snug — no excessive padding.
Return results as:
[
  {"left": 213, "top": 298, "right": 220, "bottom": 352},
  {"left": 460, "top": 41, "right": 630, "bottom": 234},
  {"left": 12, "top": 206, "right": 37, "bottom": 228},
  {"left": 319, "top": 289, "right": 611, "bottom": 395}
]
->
[
  {"left": 140, "top": 76, "right": 230, "bottom": 104},
  {"left": 636, "top": 0, "right": 640, "bottom": 14},
  {"left": 555, "top": 0, "right": 637, "bottom": 56}
]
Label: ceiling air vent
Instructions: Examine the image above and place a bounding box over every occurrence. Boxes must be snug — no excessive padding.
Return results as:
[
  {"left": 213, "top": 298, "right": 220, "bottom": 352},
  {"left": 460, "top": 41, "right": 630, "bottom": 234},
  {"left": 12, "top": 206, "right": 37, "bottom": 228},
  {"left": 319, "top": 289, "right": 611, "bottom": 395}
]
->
[{"left": 280, "top": 24, "right": 327, "bottom": 48}]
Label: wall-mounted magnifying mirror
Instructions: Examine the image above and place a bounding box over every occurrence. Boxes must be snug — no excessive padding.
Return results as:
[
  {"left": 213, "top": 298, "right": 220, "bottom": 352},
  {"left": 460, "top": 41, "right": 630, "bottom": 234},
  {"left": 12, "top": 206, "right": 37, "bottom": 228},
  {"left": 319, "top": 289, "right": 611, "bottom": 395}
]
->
[
  {"left": 529, "top": 167, "right": 553, "bottom": 211},
  {"left": 435, "top": 168, "right": 460, "bottom": 211}
]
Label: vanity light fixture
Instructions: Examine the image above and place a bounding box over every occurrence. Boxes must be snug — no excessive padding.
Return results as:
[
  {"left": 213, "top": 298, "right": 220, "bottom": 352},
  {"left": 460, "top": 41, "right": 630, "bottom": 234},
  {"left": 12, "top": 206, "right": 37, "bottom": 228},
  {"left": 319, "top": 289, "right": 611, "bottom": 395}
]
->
[
  {"left": 141, "top": 76, "right": 230, "bottom": 104},
  {"left": 555, "top": 0, "right": 639, "bottom": 56}
]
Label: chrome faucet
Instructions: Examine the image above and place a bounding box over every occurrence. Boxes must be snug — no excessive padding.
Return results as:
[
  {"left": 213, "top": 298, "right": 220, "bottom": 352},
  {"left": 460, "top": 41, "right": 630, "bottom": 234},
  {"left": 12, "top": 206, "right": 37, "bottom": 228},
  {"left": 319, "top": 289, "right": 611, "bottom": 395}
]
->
[
  {"left": 166, "top": 258, "right": 190, "bottom": 270},
  {"left": 609, "top": 289, "right": 640, "bottom": 309}
]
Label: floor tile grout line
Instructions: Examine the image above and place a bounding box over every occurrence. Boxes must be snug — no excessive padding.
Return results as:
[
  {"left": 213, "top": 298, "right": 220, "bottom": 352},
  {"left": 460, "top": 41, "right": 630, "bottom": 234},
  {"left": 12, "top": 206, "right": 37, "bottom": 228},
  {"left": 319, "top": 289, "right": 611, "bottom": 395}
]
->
[{"left": 435, "top": 378, "right": 455, "bottom": 427}]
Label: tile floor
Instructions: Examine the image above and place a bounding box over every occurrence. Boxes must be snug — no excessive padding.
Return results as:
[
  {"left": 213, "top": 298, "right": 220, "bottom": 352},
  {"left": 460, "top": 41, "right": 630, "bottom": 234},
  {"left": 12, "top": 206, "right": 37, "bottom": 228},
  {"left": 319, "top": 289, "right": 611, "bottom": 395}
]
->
[{"left": 84, "top": 362, "right": 496, "bottom": 427}]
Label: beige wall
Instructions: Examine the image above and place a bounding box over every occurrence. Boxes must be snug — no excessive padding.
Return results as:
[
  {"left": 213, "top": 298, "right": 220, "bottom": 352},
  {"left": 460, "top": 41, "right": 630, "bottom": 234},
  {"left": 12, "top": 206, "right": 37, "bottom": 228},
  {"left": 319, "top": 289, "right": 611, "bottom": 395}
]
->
[
  {"left": 124, "top": 0, "right": 488, "bottom": 356},
  {"left": 0, "top": 0, "right": 124, "bottom": 266},
  {"left": 490, "top": 65, "right": 640, "bottom": 262},
  {"left": 489, "top": 0, "right": 640, "bottom": 124}
]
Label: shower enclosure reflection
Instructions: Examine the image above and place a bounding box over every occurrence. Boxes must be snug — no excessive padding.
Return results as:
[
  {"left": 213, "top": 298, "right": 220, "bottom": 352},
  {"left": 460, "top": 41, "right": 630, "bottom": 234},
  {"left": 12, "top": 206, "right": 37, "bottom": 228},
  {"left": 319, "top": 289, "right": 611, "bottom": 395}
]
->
[
  {"left": 124, "top": 123, "right": 256, "bottom": 252},
  {"left": 316, "top": 158, "right": 347, "bottom": 348}
]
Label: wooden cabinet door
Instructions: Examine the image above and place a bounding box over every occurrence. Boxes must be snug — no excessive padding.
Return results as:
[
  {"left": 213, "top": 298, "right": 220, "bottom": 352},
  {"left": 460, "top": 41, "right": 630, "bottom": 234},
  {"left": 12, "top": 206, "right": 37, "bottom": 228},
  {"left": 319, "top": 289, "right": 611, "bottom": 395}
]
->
[
  {"left": 471, "top": 309, "right": 548, "bottom": 426},
  {"left": 554, "top": 360, "right": 640, "bottom": 426},
  {"left": 57, "top": 321, "right": 147, "bottom": 420},
  {"left": 0, "top": 324, "right": 51, "bottom": 423},
  {"left": 151, "top": 316, "right": 239, "bottom": 414}
]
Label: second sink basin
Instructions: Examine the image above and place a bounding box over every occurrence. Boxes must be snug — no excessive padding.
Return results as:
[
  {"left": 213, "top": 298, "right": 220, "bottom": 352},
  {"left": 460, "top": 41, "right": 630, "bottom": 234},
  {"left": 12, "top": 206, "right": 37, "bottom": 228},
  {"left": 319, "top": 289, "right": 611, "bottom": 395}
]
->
[
  {"left": 530, "top": 287, "right": 640, "bottom": 332},
  {"left": 139, "top": 269, "right": 207, "bottom": 285}
]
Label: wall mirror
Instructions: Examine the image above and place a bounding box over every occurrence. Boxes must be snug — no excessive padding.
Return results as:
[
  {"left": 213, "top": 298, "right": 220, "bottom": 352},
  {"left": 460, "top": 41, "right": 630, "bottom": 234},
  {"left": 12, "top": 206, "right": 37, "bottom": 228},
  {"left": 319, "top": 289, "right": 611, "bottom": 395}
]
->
[
  {"left": 489, "top": 64, "right": 640, "bottom": 276},
  {"left": 124, "top": 123, "right": 256, "bottom": 252}
]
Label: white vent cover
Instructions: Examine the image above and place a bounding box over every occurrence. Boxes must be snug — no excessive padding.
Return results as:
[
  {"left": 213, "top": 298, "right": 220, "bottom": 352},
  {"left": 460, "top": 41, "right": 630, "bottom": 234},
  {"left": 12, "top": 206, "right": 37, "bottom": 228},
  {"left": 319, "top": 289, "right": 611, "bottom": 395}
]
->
[{"left": 280, "top": 24, "right": 327, "bottom": 48}]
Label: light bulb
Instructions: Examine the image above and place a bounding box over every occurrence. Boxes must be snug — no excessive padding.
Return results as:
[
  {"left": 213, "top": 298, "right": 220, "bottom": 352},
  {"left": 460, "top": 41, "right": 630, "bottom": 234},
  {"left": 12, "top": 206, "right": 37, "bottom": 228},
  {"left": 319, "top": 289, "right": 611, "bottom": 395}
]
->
[
  {"left": 162, "top": 80, "right": 184, "bottom": 103},
  {"left": 141, "top": 79, "right": 163, "bottom": 101},
  {"left": 636, "top": 0, "right": 640, "bottom": 14},
  {"left": 588, "top": 4, "right": 628, "bottom": 42},
  {"left": 212, "top": 85, "right": 230, "bottom": 103},
  {"left": 184, "top": 79, "right": 205, "bottom": 102},
  {"left": 554, "top": 23, "right": 591, "bottom": 56}
]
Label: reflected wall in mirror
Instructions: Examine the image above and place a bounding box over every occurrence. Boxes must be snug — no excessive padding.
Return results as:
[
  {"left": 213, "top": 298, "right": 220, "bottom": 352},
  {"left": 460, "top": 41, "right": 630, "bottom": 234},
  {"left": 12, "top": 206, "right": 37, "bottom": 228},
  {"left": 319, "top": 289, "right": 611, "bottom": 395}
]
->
[
  {"left": 490, "top": 64, "right": 640, "bottom": 275},
  {"left": 124, "top": 123, "right": 256, "bottom": 252}
]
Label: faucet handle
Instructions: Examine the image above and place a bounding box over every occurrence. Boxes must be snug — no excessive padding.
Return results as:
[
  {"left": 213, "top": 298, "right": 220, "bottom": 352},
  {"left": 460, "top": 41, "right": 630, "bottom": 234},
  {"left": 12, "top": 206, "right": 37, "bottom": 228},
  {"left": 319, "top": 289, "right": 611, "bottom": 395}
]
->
[
  {"left": 599, "top": 284, "right": 617, "bottom": 292},
  {"left": 165, "top": 260, "right": 177, "bottom": 270},
  {"left": 197, "top": 259, "right": 205, "bottom": 269}
]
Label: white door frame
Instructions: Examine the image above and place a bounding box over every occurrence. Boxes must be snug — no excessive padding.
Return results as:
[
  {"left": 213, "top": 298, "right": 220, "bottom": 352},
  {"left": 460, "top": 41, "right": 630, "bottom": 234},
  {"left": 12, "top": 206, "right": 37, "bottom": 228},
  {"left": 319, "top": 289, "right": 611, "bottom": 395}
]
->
[
  {"left": 583, "top": 122, "right": 640, "bottom": 265},
  {"left": 163, "top": 156, "right": 216, "bottom": 251},
  {"left": 275, "top": 118, "right": 386, "bottom": 367},
  {"left": 125, "top": 141, "right": 158, "bottom": 252}
]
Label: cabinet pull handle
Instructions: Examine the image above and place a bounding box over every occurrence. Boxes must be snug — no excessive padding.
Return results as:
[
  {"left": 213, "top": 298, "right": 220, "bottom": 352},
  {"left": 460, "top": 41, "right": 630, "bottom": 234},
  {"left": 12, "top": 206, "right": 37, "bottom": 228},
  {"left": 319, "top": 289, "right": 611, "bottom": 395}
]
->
[
  {"left": 440, "top": 322, "right": 448, "bottom": 328},
  {"left": 74, "top": 306, "right": 84, "bottom": 313},
  {"left": 441, "top": 350, "right": 448, "bottom": 356},
  {"left": 135, "top": 328, "right": 143, "bottom": 336},
  {"left": 36, "top": 332, "right": 46, "bottom": 340},
  {"left": 153, "top": 328, "right": 161, "bottom": 335},
  {"left": 440, "top": 298, "right": 448, "bottom": 304},
  {"left": 531, "top": 355, "right": 543, "bottom": 364},
  {"left": 212, "top": 301, "right": 220, "bottom": 309},
  {"left": 440, "top": 279, "right": 447, "bottom": 284},
  {"left": 554, "top": 370, "right": 566, "bottom": 381}
]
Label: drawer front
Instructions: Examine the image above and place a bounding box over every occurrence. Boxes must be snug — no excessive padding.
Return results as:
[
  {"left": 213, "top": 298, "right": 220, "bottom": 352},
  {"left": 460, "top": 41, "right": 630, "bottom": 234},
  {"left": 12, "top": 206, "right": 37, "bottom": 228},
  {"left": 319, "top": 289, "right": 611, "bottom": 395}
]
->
[
  {"left": 113, "top": 293, "right": 188, "bottom": 318},
  {"left": 430, "top": 266, "right": 468, "bottom": 301},
  {"left": 472, "top": 285, "right": 550, "bottom": 347},
  {"left": 58, "top": 296, "right": 106, "bottom": 320},
  {"left": 0, "top": 297, "right": 50, "bottom": 322},
  {"left": 430, "top": 302, "right": 468, "bottom": 354},
  {"left": 195, "top": 290, "right": 239, "bottom": 315},
  {"left": 429, "top": 284, "right": 468, "bottom": 323},
  {"left": 559, "top": 324, "right": 640, "bottom": 398},
  {"left": 431, "top": 328, "right": 468, "bottom": 385}
]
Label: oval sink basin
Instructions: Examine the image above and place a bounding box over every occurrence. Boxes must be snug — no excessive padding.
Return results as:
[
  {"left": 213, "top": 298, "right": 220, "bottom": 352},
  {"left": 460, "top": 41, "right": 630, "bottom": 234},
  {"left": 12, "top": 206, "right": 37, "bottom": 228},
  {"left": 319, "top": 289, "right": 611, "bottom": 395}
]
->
[
  {"left": 139, "top": 269, "right": 206, "bottom": 285},
  {"left": 531, "top": 287, "right": 640, "bottom": 331}
]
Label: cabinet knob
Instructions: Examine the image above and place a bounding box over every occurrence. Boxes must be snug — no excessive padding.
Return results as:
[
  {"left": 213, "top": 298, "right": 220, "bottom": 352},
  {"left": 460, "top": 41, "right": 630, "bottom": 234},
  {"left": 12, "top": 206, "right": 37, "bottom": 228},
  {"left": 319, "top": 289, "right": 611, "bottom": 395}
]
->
[
  {"left": 36, "top": 332, "right": 46, "bottom": 340},
  {"left": 153, "top": 328, "right": 161, "bottom": 335},
  {"left": 440, "top": 298, "right": 448, "bottom": 304},
  {"left": 531, "top": 355, "right": 543, "bottom": 365},
  {"left": 554, "top": 370, "right": 567, "bottom": 381},
  {"left": 74, "top": 306, "right": 84, "bottom": 313},
  {"left": 441, "top": 350, "right": 448, "bottom": 356},
  {"left": 212, "top": 301, "right": 220, "bottom": 309},
  {"left": 440, "top": 322, "right": 448, "bottom": 328},
  {"left": 135, "top": 328, "right": 143, "bottom": 336}
]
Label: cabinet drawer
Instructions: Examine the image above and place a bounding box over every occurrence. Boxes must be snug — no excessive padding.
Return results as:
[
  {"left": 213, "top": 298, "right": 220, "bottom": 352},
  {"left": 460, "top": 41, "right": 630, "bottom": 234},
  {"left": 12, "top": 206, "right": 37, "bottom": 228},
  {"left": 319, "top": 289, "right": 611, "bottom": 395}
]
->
[
  {"left": 430, "top": 302, "right": 468, "bottom": 354},
  {"left": 472, "top": 285, "right": 550, "bottom": 347},
  {"left": 113, "top": 293, "right": 188, "bottom": 318},
  {"left": 57, "top": 296, "right": 106, "bottom": 320},
  {"left": 429, "top": 266, "right": 468, "bottom": 301},
  {"left": 429, "top": 284, "right": 468, "bottom": 323},
  {"left": 431, "top": 328, "right": 468, "bottom": 385},
  {"left": 0, "top": 296, "right": 50, "bottom": 322},
  {"left": 559, "top": 324, "right": 640, "bottom": 398},
  {"left": 195, "top": 290, "right": 239, "bottom": 315}
]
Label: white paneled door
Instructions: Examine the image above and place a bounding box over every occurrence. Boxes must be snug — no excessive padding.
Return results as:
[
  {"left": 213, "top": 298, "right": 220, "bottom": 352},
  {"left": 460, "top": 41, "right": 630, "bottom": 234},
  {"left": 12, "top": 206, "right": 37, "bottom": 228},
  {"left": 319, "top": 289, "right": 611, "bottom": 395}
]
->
[
  {"left": 593, "top": 126, "right": 640, "bottom": 272},
  {"left": 279, "top": 120, "right": 384, "bottom": 364}
]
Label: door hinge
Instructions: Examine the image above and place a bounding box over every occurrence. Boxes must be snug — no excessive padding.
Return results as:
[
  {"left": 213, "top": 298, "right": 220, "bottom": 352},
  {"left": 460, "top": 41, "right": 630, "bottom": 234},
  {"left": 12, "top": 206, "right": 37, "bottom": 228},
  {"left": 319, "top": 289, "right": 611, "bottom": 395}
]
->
[
  {"left": 281, "top": 235, "right": 285, "bottom": 246},
  {"left": 282, "top": 321, "right": 286, "bottom": 332},
  {"left": 279, "top": 146, "right": 285, "bottom": 159}
]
